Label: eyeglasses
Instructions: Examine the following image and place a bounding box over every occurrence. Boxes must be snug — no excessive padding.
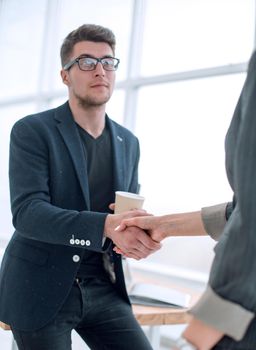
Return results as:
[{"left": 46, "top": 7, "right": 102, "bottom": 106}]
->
[{"left": 63, "top": 55, "right": 120, "bottom": 71}]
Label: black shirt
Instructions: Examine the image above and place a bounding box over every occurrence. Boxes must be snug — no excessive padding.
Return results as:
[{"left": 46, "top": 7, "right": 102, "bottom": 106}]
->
[{"left": 76, "top": 122, "right": 113, "bottom": 278}]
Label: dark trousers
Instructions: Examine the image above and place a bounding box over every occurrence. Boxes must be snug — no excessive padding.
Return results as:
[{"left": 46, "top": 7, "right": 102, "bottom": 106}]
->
[{"left": 12, "top": 276, "right": 152, "bottom": 350}]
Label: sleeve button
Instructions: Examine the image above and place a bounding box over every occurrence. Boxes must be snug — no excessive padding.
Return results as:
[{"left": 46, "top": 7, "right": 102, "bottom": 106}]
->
[{"left": 72, "top": 255, "right": 80, "bottom": 263}]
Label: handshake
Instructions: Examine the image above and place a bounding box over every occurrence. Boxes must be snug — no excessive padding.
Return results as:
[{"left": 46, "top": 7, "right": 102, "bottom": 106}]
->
[
  {"left": 104, "top": 192, "right": 171, "bottom": 260},
  {"left": 104, "top": 191, "right": 205, "bottom": 260}
]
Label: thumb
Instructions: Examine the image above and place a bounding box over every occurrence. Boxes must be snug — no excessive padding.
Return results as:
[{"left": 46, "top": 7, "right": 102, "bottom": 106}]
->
[
  {"left": 109, "top": 203, "right": 115, "bottom": 211},
  {"left": 115, "top": 223, "right": 127, "bottom": 231}
]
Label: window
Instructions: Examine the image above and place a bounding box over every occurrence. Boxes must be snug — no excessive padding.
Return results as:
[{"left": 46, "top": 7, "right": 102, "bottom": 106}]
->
[
  {"left": 135, "top": 73, "right": 245, "bottom": 272},
  {"left": 0, "top": 0, "right": 255, "bottom": 276},
  {"left": 141, "top": 0, "right": 255, "bottom": 75},
  {"left": 0, "top": 0, "right": 47, "bottom": 98}
]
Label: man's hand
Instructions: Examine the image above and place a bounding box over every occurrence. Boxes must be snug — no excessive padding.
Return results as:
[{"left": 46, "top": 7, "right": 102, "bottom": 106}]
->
[
  {"left": 115, "top": 215, "right": 170, "bottom": 242},
  {"left": 182, "top": 316, "right": 224, "bottom": 350},
  {"left": 116, "top": 211, "right": 206, "bottom": 243},
  {"left": 104, "top": 210, "right": 161, "bottom": 260}
]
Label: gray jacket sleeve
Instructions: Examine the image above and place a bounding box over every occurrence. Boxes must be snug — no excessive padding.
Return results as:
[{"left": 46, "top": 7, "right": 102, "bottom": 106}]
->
[
  {"left": 190, "top": 285, "right": 254, "bottom": 341},
  {"left": 193, "top": 203, "right": 254, "bottom": 340},
  {"left": 201, "top": 203, "right": 228, "bottom": 240},
  {"left": 190, "top": 51, "right": 256, "bottom": 341}
]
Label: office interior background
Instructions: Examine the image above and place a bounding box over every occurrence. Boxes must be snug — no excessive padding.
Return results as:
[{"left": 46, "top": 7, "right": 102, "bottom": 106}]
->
[{"left": 0, "top": 0, "right": 255, "bottom": 348}]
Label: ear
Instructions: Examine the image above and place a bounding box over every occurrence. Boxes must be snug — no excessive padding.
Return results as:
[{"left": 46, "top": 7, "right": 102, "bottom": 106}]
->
[{"left": 60, "top": 69, "right": 70, "bottom": 86}]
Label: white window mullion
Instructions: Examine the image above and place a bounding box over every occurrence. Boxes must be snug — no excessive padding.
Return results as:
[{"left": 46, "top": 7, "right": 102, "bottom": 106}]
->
[{"left": 123, "top": 0, "right": 146, "bottom": 131}]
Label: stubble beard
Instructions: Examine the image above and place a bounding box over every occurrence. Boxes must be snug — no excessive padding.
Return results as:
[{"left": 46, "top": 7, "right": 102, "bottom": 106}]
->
[{"left": 75, "top": 91, "right": 111, "bottom": 109}]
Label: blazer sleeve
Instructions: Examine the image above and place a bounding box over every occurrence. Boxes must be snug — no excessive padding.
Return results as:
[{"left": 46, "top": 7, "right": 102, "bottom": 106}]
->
[
  {"left": 127, "top": 137, "right": 140, "bottom": 194},
  {"left": 9, "top": 118, "right": 107, "bottom": 252},
  {"left": 190, "top": 51, "right": 256, "bottom": 340}
]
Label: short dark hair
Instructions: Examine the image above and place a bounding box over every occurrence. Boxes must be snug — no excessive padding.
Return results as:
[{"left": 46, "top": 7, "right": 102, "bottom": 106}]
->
[{"left": 60, "top": 24, "right": 116, "bottom": 67}]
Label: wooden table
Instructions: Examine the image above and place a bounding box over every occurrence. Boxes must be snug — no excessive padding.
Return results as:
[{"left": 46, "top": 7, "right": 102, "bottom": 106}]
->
[
  {"left": 130, "top": 278, "right": 201, "bottom": 347},
  {"left": 132, "top": 303, "right": 192, "bottom": 326}
]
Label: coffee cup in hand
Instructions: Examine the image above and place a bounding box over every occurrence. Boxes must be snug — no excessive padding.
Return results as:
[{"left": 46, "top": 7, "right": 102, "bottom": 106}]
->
[{"left": 114, "top": 191, "right": 145, "bottom": 214}]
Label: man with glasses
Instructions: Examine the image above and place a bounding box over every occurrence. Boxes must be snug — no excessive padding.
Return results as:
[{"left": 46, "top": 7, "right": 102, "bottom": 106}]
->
[{"left": 0, "top": 24, "right": 160, "bottom": 350}]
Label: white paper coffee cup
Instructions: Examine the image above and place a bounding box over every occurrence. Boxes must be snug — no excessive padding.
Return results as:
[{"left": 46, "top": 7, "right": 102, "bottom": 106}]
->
[{"left": 114, "top": 191, "right": 145, "bottom": 214}]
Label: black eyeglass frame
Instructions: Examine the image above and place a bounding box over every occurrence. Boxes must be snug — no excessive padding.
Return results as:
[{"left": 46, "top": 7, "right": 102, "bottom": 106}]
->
[{"left": 63, "top": 55, "right": 120, "bottom": 71}]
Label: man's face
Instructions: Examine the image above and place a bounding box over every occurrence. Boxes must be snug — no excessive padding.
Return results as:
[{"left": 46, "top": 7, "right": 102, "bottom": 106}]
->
[{"left": 61, "top": 41, "right": 116, "bottom": 108}]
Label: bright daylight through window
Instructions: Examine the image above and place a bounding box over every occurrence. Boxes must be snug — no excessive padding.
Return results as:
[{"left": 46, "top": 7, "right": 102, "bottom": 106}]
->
[{"left": 0, "top": 0, "right": 255, "bottom": 278}]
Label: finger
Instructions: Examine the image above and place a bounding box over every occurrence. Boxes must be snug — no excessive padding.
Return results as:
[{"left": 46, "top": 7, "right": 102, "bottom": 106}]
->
[
  {"left": 121, "top": 226, "right": 161, "bottom": 251},
  {"left": 136, "top": 231, "right": 162, "bottom": 250},
  {"left": 115, "top": 214, "right": 153, "bottom": 231},
  {"left": 134, "top": 243, "right": 161, "bottom": 257},
  {"left": 119, "top": 215, "right": 153, "bottom": 230},
  {"left": 115, "top": 223, "right": 126, "bottom": 232},
  {"left": 121, "top": 251, "right": 142, "bottom": 260},
  {"left": 120, "top": 210, "right": 154, "bottom": 222},
  {"left": 113, "top": 246, "right": 124, "bottom": 254},
  {"left": 126, "top": 209, "right": 148, "bottom": 217},
  {"left": 125, "top": 247, "right": 155, "bottom": 259},
  {"left": 115, "top": 218, "right": 142, "bottom": 232},
  {"left": 112, "top": 235, "right": 148, "bottom": 259},
  {"left": 109, "top": 203, "right": 115, "bottom": 211}
]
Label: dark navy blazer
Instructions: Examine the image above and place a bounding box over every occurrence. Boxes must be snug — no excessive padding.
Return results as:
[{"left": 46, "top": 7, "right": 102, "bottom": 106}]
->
[{"left": 0, "top": 102, "right": 140, "bottom": 331}]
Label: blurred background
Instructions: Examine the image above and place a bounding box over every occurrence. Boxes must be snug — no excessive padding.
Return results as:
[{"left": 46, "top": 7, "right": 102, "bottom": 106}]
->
[{"left": 0, "top": 0, "right": 255, "bottom": 348}]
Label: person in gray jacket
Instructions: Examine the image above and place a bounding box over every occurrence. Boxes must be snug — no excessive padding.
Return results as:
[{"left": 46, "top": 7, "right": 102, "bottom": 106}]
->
[{"left": 117, "top": 50, "right": 256, "bottom": 349}]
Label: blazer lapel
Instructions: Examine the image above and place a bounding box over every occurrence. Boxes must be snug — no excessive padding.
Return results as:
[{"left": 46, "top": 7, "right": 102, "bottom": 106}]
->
[
  {"left": 54, "top": 102, "right": 90, "bottom": 208},
  {"left": 107, "top": 117, "right": 125, "bottom": 191}
]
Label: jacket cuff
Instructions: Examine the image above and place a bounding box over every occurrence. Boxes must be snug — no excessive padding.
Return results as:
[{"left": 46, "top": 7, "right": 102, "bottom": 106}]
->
[
  {"left": 189, "top": 285, "right": 254, "bottom": 341},
  {"left": 201, "top": 203, "right": 228, "bottom": 240}
]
